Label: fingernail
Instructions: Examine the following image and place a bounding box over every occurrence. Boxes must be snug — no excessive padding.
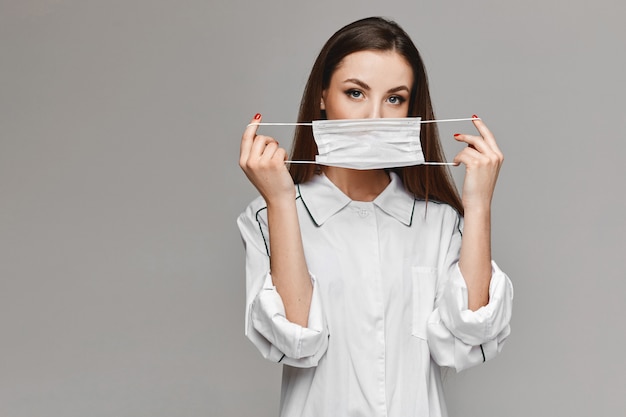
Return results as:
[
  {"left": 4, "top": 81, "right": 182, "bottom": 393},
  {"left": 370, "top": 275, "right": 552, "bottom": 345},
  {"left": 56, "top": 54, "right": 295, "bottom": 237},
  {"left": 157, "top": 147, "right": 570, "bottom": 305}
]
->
[
  {"left": 454, "top": 133, "right": 461, "bottom": 137},
  {"left": 472, "top": 114, "right": 478, "bottom": 119},
  {"left": 254, "top": 113, "right": 261, "bottom": 120}
]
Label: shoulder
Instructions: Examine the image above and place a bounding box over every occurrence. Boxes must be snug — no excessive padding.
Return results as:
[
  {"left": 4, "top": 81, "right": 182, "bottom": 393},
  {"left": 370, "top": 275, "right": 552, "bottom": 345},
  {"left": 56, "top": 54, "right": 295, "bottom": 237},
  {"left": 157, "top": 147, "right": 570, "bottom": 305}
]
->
[
  {"left": 242, "top": 195, "right": 268, "bottom": 216},
  {"left": 412, "top": 198, "right": 463, "bottom": 229},
  {"left": 238, "top": 184, "right": 302, "bottom": 227},
  {"left": 414, "top": 197, "right": 460, "bottom": 216},
  {"left": 237, "top": 195, "right": 268, "bottom": 231}
]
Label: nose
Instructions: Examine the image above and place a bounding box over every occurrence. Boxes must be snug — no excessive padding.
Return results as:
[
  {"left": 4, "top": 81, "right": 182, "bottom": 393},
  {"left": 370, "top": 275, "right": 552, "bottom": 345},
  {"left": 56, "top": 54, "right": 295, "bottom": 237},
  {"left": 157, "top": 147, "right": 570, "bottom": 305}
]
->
[{"left": 367, "top": 102, "right": 383, "bottom": 119}]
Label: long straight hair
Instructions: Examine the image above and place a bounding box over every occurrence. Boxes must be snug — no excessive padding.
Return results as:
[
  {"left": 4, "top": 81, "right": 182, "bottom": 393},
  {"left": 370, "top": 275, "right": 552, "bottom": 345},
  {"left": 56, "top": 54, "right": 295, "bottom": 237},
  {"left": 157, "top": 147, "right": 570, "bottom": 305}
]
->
[{"left": 289, "top": 17, "right": 464, "bottom": 215}]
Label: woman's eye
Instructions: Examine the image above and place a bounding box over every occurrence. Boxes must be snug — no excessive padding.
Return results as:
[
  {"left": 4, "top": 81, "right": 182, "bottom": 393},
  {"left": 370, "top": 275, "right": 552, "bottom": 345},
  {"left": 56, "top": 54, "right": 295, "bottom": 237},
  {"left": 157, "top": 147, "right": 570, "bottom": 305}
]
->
[
  {"left": 346, "top": 90, "right": 363, "bottom": 99},
  {"left": 387, "top": 95, "right": 406, "bottom": 105}
]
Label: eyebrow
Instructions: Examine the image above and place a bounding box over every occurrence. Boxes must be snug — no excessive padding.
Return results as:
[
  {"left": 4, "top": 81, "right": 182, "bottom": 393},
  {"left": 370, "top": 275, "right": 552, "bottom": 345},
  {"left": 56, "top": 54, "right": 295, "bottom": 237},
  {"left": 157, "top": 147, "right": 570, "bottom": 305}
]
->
[{"left": 343, "top": 78, "right": 410, "bottom": 94}]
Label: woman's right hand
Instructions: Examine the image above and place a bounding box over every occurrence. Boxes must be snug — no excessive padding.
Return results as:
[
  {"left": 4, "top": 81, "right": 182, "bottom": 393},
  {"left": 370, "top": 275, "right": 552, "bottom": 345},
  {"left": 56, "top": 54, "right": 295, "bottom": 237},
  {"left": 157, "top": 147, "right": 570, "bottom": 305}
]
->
[
  {"left": 239, "top": 114, "right": 296, "bottom": 203},
  {"left": 240, "top": 114, "right": 312, "bottom": 327}
]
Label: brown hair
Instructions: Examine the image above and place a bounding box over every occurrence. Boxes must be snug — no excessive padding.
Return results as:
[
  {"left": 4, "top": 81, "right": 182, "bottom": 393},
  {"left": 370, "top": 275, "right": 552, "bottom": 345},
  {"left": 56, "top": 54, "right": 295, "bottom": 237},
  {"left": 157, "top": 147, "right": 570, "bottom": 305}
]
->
[{"left": 289, "top": 17, "right": 464, "bottom": 215}]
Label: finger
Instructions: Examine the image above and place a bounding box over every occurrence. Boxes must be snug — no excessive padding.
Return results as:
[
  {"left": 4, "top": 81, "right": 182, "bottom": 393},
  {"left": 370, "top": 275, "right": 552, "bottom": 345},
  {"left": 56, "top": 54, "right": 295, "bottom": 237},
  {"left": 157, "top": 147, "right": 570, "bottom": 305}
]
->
[
  {"left": 453, "top": 140, "right": 503, "bottom": 173},
  {"left": 471, "top": 114, "right": 502, "bottom": 156},
  {"left": 454, "top": 130, "right": 503, "bottom": 164},
  {"left": 275, "top": 147, "right": 288, "bottom": 162},
  {"left": 250, "top": 134, "right": 280, "bottom": 161},
  {"left": 453, "top": 146, "right": 483, "bottom": 166},
  {"left": 453, "top": 133, "right": 491, "bottom": 154},
  {"left": 258, "top": 139, "right": 280, "bottom": 163},
  {"left": 240, "top": 113, "right": 262, "bottom": 164}
]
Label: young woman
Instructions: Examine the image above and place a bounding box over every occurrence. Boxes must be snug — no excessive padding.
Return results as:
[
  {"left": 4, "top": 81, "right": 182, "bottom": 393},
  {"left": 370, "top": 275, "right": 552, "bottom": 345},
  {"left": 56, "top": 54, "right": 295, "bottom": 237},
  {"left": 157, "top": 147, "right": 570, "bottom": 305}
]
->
[{"left": 237, "top": 17, "right": 513, "bottom": 417}]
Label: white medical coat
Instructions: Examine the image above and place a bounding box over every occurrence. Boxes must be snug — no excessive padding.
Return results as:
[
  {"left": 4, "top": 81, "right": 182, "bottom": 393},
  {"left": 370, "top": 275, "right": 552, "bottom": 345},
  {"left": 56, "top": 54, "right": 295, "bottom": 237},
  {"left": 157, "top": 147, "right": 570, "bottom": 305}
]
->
[{"left": 237, "top": 172, "right": 513, "bottom": 417}]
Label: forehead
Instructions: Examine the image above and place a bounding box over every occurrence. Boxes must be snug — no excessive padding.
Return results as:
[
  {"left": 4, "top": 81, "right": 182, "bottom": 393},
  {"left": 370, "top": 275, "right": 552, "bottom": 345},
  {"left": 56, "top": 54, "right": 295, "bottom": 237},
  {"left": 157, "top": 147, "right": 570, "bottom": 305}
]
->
[{"left": 331, "top": 50, "right": 414, "bottom": 86}]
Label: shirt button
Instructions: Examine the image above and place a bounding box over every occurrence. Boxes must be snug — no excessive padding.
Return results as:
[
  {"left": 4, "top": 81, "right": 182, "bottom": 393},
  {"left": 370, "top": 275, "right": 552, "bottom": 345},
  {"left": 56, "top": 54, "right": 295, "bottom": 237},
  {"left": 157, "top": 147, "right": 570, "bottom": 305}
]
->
[{"left": 357, "top": 208, "right": 369, "bottom": 218}]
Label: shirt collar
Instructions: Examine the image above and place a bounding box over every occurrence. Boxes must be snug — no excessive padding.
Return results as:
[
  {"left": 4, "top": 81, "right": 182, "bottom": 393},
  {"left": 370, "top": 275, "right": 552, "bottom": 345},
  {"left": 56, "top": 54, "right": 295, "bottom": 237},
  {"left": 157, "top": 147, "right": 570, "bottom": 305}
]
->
[{"left": 297, "top": 172, "right": 416, "bottom": 226}]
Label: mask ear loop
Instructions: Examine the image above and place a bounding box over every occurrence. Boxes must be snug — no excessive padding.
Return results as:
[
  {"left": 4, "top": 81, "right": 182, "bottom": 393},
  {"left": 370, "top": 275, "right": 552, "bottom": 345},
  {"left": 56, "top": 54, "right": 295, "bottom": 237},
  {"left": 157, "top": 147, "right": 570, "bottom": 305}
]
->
[
  {"left": 245, "top": 117, "right": 479, "bottom": 128},
  {"left": 417, "top": 118, "right": 479, "bottom": 166},
  {"left": 246, "top": 117, "right": 479, "bottom": 166},
  {"left": 246, "top": 122, "right": 313, "bottom": 127},
  {"left": 283, "top": 161, "right": 458, "bottom": 166}
]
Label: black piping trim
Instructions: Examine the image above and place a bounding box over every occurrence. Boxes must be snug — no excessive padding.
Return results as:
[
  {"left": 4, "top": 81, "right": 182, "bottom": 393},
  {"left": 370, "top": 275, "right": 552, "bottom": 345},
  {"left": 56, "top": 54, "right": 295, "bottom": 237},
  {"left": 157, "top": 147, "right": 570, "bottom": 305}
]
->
[
  {"left": 297, "top": 183, "right": 321, "bottom": 227},
  {"left": 480, "top": 344, "right": 486, "bottom": 362},
  {"left": 278, "top": 354, "right": 286, "bottom": 363},
  {"left": 408, "top": 198, "right": 416, "bottom": 226},
  {"left": 254, "top": 191, "right": 308, "bottom": 257},
  {"left": 254, "top": 206, "right": 270, "bottom": 256}
]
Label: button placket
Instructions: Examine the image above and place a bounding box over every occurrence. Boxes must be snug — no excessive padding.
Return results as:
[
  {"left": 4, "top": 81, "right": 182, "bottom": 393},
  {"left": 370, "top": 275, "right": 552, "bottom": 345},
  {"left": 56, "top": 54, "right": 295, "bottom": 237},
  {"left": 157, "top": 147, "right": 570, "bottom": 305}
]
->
[{"left": 350, "top": 203, "right": 371, "bottom": 219}]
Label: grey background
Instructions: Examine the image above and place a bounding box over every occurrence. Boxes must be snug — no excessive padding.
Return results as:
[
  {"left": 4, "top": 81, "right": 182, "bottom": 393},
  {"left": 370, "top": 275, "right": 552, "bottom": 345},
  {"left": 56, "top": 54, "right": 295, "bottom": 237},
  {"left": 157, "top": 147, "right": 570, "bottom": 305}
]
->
[{"left": 1, "top": 0, "right": 624, "bottom": 416}]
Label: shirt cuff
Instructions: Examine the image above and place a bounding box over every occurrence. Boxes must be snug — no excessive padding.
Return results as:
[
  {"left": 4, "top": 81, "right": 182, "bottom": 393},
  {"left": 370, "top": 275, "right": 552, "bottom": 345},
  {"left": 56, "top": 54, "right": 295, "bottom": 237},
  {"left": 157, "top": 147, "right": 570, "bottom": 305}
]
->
[
  {"left": 250, "top": 272, "right": 327, "bottom": 360},
  {"left": 439, "top": 260, "right": 514, "bottom": 346}
]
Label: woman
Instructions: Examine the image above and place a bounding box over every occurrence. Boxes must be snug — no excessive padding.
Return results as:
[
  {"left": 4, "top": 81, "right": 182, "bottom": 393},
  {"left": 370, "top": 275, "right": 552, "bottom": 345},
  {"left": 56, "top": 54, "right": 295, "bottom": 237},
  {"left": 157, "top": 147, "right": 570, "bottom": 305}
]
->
[{"left": 237, "top": 17, "right": 513, "bottom": 417}]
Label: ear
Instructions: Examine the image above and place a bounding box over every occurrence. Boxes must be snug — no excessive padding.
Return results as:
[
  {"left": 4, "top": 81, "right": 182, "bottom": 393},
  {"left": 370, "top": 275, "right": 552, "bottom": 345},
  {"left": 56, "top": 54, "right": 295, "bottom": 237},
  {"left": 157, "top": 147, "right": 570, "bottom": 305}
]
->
[{"left": 320, "top": 91, "right": 326, "bottom": 110}]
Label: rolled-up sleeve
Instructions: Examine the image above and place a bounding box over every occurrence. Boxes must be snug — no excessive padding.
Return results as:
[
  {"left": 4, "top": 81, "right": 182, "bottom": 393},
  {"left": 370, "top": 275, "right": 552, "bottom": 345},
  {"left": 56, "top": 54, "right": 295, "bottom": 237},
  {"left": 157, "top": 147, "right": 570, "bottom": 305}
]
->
[
  {"left": 237, "top": 200, "right": 329, "bottom": 368},
  {"left": 425, "top": 208, "right": 513, "bottom": 372},
  {"left": 427, "top": 261, "right": 513, "bottom": 371},
  {"left": 250, "top": 272, "right": 329, "bottom": 366}
]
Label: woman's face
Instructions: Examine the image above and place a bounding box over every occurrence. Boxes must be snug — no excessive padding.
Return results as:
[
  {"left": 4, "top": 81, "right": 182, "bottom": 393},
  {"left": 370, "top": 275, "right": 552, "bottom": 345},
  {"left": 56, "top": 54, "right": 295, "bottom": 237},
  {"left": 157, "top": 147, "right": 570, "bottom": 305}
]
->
[{"left": 321, "top": 50, "right": 413, "bottom": 120}]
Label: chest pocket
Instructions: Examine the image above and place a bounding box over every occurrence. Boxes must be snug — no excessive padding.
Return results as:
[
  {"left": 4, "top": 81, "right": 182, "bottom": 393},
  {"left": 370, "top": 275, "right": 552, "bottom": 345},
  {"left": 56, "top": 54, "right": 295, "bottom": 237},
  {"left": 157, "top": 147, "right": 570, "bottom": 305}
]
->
[{"left": 411, "top": 266, "right": 438, "bottom": 339}]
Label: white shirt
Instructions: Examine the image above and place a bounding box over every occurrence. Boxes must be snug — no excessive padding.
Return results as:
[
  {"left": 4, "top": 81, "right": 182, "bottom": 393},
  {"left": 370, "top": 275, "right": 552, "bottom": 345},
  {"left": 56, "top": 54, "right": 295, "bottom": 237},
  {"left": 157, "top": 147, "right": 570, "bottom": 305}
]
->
[{"left": 237, "top": 172, "right": 513, "bottom": 417}]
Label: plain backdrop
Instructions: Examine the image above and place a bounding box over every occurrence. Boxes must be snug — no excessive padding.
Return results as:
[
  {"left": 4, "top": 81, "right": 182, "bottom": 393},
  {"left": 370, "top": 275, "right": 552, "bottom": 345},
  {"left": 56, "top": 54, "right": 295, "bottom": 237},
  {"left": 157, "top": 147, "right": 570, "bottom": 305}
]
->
[{"left": 1, "top": 0, "right": 625, "bottom": 416}]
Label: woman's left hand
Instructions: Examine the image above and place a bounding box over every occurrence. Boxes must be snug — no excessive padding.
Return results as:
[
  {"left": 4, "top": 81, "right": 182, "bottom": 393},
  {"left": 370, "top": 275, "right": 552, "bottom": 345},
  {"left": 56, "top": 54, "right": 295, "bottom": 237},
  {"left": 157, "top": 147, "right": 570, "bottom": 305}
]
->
[{"left": 453, "top": 116, "right": 504, "bottom": 212}]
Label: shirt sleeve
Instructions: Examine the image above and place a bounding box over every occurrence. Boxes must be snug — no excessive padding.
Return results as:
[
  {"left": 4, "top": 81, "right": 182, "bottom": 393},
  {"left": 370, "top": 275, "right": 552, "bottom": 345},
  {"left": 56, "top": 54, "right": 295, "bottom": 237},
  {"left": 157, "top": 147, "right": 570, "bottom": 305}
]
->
[
  {"left": 426, "top": 209, "right": 514, "bottom": 372},
  {"left": 237, "top": 201, "right": 329, "bottom": 368}
]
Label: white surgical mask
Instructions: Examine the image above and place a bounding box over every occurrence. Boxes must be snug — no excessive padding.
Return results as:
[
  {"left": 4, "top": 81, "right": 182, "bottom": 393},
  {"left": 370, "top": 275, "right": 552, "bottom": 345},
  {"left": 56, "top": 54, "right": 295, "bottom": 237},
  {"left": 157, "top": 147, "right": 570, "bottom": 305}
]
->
[
  {"left": 249, "top": 117, "right": 478, "bottom": 169},
  {"left": 312, "top": 118, "right": 422, "bottom": 169}
]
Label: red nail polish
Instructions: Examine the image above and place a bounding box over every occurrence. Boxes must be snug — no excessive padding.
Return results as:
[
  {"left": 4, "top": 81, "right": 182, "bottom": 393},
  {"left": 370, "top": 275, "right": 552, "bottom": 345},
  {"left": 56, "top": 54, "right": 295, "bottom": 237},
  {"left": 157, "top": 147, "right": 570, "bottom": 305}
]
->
[
  {"left": 472, "top": 114, "right": 478, "bottom": 119},
  {"left": 454, "top": 133, "right": 461, "bottom": 137},
  {"left": 254, "top": 113, "right": 261, "bottom": 120}
]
